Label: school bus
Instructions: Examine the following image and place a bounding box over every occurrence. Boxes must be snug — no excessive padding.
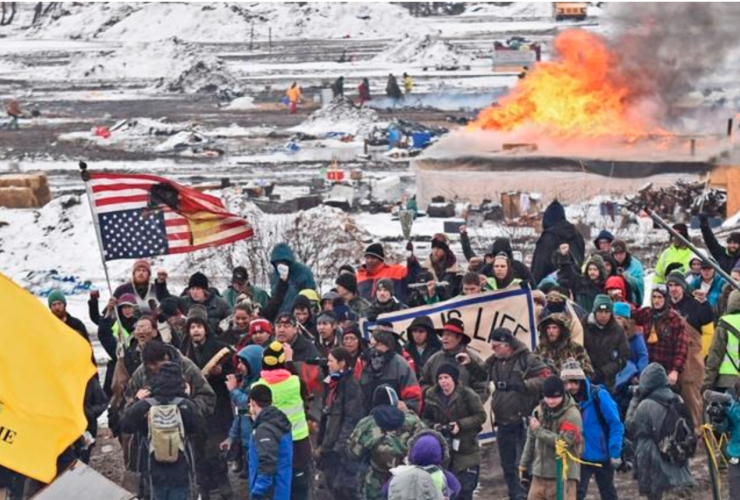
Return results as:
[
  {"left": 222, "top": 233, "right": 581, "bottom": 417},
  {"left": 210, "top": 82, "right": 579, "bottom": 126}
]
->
[{"left": 553, "top": 2, "right": 588, "bottom": 21}]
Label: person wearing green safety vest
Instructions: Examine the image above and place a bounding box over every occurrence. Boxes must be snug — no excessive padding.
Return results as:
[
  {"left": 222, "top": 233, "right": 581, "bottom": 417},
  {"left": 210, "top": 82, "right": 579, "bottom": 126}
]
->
[
  {"left": 653, "top": 223, "right": 695, "bottom": 285},
  {"left": 485, "top": 253, "right": 523, "bottom": 291},
  {"left": 253, "top": 340, "right": 313, "bottom": 500},
  {"left": 703, "top": 289, "right": 740, "bottom": 393}
]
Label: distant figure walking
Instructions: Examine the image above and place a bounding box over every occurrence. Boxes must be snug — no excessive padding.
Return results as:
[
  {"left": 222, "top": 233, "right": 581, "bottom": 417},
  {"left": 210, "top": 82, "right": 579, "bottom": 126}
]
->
[{"left": 286, "top": 82, "right": 302, "bottom": 114}]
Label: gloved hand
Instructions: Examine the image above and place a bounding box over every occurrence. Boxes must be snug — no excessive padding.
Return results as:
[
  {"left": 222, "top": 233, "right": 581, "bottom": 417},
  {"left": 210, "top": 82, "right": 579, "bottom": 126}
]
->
[
  {"left": 699, "top": 213, "right": 709, "bottom": 226},
  {"left": 518, "top": 466, "right": 530, "bottom": 488},
  {"left": 277, "top": 264, "right": 289, "bottom": 281},
  {"left": 610, "top": 457, "right": 622, "bottom": 470}
]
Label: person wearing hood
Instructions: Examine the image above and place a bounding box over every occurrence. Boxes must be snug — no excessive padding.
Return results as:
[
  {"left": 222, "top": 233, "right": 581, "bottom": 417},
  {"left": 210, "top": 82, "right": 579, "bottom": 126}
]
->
[
  {"left": 634, "top": 285, "right": 690, "bottom": 387},
  {"left": 593, "top": 230, "right": 614, "bottom": 252},
  {"left": 358, "top": 242, "right": 416, "bottom": 304},
  {"left": 700, "top": 213, "right": 740, "bottom": 274},
  {"left": 247, "top": 384, "right": 294, "bottom": 500},
  {"left": 422, "top": 363, "right": 486, "bottom": 500},
  {"left": 519, "top": 375, "right": 584, "bottom": 500},
  {"left": 485, "top": 252, "right": 523, "bottom": 291},
  {"left": 120, "top": 361, "right": 205, "bottom": 500},
  {"left": 687, "top": 258, "right": 724, "bottom": 313},
  {"left": 336, "top": 272, "right": 371, "bottom": 319},
  {"left": 320, "top": 290, "right": 339, "bottom": 312},
  {"left": 343, "top": 322, "right": 368, "bottom": 380},
  {"left": 318, "top": 347, "right": 364, "bottom": 500},
  {"left": 556, "top": 244, "right": 607, "bottom": 313},
  {"left": 708, "top": 389, "right": 740, "bottom": 499},
  {"left": 532, "top": 200, "right": 586, "bottom": 284},
  {"left": 176, "top": 272, "right": 232, "bottom": 335},
  {"left": 654, "top": 223, "right": 694, "bottom": 285},
  {"left": 383, "top": 430, "right": 462, "bottom": 500},
  {"left": 610, "top": 239, "right": 645, "bottom": 300},
  {"left": 348, "top": 385, "right": 425, "bottom": 500},
  {"left": 560, "top": 359, "right": 623, "bottom": 500},
  {"left": 665, "top": 270, "right": 713, "bottom": 431},
  {"left": 223, "top": 344, "right": 264, "bottom": 479},
  {"left": 404, "top": 315, "right": 442, "bottom": 377},
  {"left": 542, "top": 288, "right": 585, "bottom": 346},
  {"left": 625, "top": 363, "right": 696, "bottom": 499},
  {"left": 422, "top": 233, "right": 463, "bottom": 301},
  {"left": 361, "top": 328, "right": 422, "bottom": 414},
  {"left": 486, "top": 328, "right": 550, "bottom": 500},
  {"left": 535, "top": 313, "right": 593, "bottom": 378},
  {"left": 113, "top": 259, "right": 168, "bottom": 313},
  {"left": 582, "top": 295, "right": 630, "bottom": 392},
  {"left": 420, "top": 318, "right": 489, "bottom": 402},
  {"left": 222, "top": 266, "right": 270, "bottom": 312},
  {"left": 269, "top": 243, "right": 317, "bottom": 314},
  {"left": 253, "top": 341, "right": 312, "bottom": 500},
  {"left": 181, "top": 307, "right": 235, "bottom": 500},
  {"left": 367, "top": 278, "right": 408, "bottom": 321},
  {"left": 704, "top": 288, "right": 740, "bottom": 393}
]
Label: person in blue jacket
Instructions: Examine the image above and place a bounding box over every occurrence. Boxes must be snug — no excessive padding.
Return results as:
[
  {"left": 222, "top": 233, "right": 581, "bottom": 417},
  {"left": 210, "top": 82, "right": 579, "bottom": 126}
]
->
[
  {"left": 709, "top": 389, "right": 740, "bottom": 498},
  {"left": 248, "top": 384, "right": 293, "bottom": 500},
  {"left": 269, "top": 243, "right": 317, "bottom": 313},
  {"left": 687, "top": 258, "right": 725, "bottom": 313},
  {"left": 611, "top": 239, "right": 645, "bottom": 302},
  {"left": 222, "top": 344, "right": 265, "bottom": 474},
  {"left": 561, "top": 359, "right": 624, "bottom": 500}
]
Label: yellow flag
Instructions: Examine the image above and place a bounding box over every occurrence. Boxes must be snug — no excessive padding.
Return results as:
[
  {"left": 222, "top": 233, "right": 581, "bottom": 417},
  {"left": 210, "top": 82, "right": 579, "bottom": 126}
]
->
[{"left": 0, "top": 272, "right": 96, "bottom": 483}]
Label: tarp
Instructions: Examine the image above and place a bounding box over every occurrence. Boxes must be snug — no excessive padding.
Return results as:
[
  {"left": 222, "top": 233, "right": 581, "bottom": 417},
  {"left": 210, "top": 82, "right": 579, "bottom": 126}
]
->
[
  {"left": 31, "top": 461, "right": 136, "bottom": 500},
  {"left": 0, "top": 272, "right": 96, "bottom": 483}
]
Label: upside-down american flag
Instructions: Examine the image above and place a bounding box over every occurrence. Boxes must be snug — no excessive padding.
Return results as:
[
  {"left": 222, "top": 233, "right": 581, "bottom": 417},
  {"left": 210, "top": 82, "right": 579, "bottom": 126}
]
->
[{"left": 88, "top": 172, "right": 253, "bottom": 260}]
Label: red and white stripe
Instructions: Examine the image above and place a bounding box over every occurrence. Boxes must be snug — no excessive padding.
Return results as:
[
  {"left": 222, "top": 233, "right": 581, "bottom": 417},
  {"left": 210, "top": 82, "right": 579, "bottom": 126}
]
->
[{"left": 89, "top": 173, "right": 253, "bottom": 254}]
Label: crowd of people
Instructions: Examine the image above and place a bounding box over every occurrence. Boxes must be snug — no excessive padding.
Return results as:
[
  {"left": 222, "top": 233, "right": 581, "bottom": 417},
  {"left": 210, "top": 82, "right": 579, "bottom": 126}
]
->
[{"left": 3, "top": 200, "right": 740, "bottom": 500}]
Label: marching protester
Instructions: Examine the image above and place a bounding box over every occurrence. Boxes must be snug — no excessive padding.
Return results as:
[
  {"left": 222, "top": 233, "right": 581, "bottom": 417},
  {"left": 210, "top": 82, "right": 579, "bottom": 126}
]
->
[
  {"left": 519, "top": 375, "right": 583, "bottom": 500},
  {"left": 222, "top": 265, "right": 270, "bottom": 312},
  {"left": 593, "top": 230, "right": 614, "bottom": 252},
  {"left": 531, "top": 200, "right": 585, "bottom": 284},
  {"left": 557, "top": 247, "right": 608, "bottom": 313},
  {"left": 582, "top": 295, "right": 630, "bottom": 391},
  {"left": 625, "top": 363, "right": 696, "bottom": 500},
  {"left": 534, "top": 313, "right": 593, "bottom": 377},
  {"left": 113, "top": 259, "right": 167, "bottom": 312},
  {"left": 421, "top": 363, "right": 486, "bottom": 500},
  {"left": 404, "top": 315, "right": 442, "bottom": 377},
  {"left": 314, "top": 310, "right": 341, "bottom": 357},
  {"left": 420, "top": 318, "right": 489, "bottom": 402},
  {"left": 269, "top": 243, "right": 317, "bottom": 313},
  {"left": 460, "top": 226, "right": 534, "bottom": 286},
  {"left": 348, "top": 385, "right": 425, "bottom": 500},
  {"left": 292, "top": 294, "right": 318, "bottom": 339},
  {"left": 357, "top": 242, "right": 413, "bottom": 303},
  {"left": 610, "top": 239, "right": 645, "bottom": 300},
  {"left": 336, "top": 271, "right": 371, "bottom": 318},
  {"left": 486, "top": 253, "right": 523, "bottom": 290},
  {"left": 699, "top": 213, "right": 740, "bottom": 273},
  {"left": 48, "top": 289, "right": 90, "bottom": 342},
  {"left": 366, "top": 278, "right": 407, "bottom": 321},
  {"left": 221, "top": 303, "right": 253, "bottom": 347},
  {"left": 318, "top": 347, "right": 364, "bottom": 500},
  {"left": 249, "top": 317, "right": 274, "bottom": 348},
  {"left": 703, "top": 288, "right": 740, "bottom": 392},
  {"left": 653, "top": 223, "right": 694, "bottom": 284},
  {"left": 177, "top": 272, "right": 232, "bottom": 334},
  {"left": 706, "top": 388, "right": 740, "bottom": 499},
  {"left": 686, "top": 258, "right": 724, "bottom": 313},
  {"left": 561, "top": 359, "right": 624, "bottom": 500},
  {"left": 422, "top": 233, "right": 464, "bottom": 301},
  {"left": 487, "top": 327, "right": 550, "bottom": 500},
  {"left": 342, "top": 322, "right": 368, "bottom": 377}
]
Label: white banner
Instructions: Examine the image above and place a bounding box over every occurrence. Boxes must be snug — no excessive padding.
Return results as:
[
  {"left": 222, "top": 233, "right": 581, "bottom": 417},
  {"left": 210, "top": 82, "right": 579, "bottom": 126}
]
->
[{"left": 368, "top": 287, "right": 538, "bottom": 442}]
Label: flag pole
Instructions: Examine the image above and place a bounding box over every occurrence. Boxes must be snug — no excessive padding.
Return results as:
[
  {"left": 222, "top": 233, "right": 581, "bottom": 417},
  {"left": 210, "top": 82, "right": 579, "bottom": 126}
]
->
[{"left": 79, "top": 161, "right": 114, "bottom": 296}]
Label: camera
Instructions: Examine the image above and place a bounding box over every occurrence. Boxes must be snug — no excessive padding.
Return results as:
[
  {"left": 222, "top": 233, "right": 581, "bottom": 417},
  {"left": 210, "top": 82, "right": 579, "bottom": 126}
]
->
[
  {"left": 306, "top": 357, "right": 328, "bottom": 368},
  {"left": 496, "top": 381, "right": 508, "bottom": 391},
  {"left": 706, "top": 402, "right": 726, "bottom": 424}
]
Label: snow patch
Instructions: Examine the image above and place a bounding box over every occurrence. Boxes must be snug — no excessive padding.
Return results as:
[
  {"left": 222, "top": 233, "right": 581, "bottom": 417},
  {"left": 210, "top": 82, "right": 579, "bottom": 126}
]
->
[
  {"left": 226, "top": 96, "right": 256, "bottom": 110},
  {"left": 290, "top": 97, "right": 385, "bottom": 137},
  {"left": 373, "top": 34, "right": 473, "bottom": 68}
]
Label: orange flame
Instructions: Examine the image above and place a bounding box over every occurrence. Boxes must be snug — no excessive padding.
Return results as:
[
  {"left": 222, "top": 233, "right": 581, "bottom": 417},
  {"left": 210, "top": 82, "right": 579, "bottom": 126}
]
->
[{"left": 472, "top": 30, "right": 657, "bottom": 140}]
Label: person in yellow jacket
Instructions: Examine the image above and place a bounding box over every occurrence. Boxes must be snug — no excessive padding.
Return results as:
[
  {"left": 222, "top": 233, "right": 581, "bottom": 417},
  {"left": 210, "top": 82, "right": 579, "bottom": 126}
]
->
[
  {"left": 703, "top": 289, "right": 740, "bottom": 393},
  {"left": 654, "top": 223, "right": 695, "bottom": 284},
  {"left": 286, "top": 82, "right": 302, "bottom": 114},
  {"left": 253, "top": 340, "right": 313, "bottom": 499},
  {"left": 403, "top": 72, "right": 413, "bottom": 95}
]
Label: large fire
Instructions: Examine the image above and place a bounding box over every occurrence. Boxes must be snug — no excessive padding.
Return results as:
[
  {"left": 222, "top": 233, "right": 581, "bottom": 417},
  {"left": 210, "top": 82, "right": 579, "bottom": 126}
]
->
[{"left": 471, "top": 30, "right": 659, "bottom": 140}]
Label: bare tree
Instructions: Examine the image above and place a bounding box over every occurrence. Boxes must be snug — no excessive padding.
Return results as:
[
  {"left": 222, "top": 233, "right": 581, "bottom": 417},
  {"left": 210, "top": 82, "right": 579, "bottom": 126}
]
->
[{"left": 0, "top": 2, "right": 17, "bottom": 26}]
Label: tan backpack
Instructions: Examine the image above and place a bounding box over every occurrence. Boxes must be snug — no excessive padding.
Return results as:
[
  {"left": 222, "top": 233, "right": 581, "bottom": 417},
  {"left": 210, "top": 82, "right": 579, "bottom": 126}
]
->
[{"left": 146, "top": 398, "right": 185, "bottom": 463}]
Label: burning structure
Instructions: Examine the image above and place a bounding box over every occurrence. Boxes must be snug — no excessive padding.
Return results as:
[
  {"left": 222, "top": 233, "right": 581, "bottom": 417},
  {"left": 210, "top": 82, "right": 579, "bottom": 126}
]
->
[{"left": 414, "top": 5, "right": 740, "bottom": 211}]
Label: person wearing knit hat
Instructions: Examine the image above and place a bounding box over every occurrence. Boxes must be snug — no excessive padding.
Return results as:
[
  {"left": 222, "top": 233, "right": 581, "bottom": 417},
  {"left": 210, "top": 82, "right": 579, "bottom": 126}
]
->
[
  {"left": 364, "top": 242, "right": 386, "bottom": 262},
  {"left": 182, "top": 271, "right": 231, "bottom": 336},
  {"left": 520, "top": 370, "right": 583, "bottom": 500},
  {"left": 348, "top": 384, "right": 425, "bottom": 500},
  {"left": 333, "top": 303, "right": 358, "bottom": 329},
  {"left": 261, "top": 340, "right": 287, "bottom": 371},
  {"left": 249, "top": 318, "right": 273, "bottom": 347},
  {"left": 423, "top": 233, "right": 463, "bottom": 302},
  {"left": 366, "top": 277, "right": 407, "bottom": 321},
  {"left": 420, "top": 317, "right": 488, "bottom": 404},
  {"left": 335, "top": 272, "right": 371, "bottom": 319},
  {"left": 665, "top": 270, "right": 688, "bottom": 291},
  {"left": 699, "top": 213, "right": 740, "bottom": 274},
  {"left": 109, "top": 257, "right": 161, "bottom": 314},
  {"left": 560, "top": 358, "right": 586, "bottom": 382},
  {"left": 338, "top": 264, "right": 356, "bottom": 275},
  {"left": 654, "top": 223, "right": 694, "bottom": 285},
  {"left": 686, "top": 256, "right": 725, "bottom": 312},
  {"left": 320, "top": 290, "right": 339, "bottom": 312},
  {"left": 48, "top": 288, "right": 90, "bottom": 343},
  {"left": 422, "top": 359, "right": 486, "bottom": 500}
]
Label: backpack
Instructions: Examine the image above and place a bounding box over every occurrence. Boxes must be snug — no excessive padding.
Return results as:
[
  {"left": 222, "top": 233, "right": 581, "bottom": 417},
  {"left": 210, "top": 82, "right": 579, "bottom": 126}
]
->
[
  {"left": 652, "top": 396, "right": 696, "bottom": 465},
  {"left": 146, "top": 397, "right": 185, "bottom": 464}
]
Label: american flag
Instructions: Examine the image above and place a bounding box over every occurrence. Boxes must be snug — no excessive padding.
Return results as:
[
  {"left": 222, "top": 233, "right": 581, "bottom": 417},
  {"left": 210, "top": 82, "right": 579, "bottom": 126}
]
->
[{"left": 88, "top": 173, "right": 253, "bottom": 261}]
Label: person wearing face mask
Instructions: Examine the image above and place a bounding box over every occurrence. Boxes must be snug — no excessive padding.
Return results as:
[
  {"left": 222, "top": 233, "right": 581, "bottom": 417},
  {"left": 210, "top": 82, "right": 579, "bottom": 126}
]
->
[
  {"left": 269, "top": 243, "right": 317, "bottom": 313},
  {"left": 367, "top": 278, "right": 407, "bottom": 321},
  {"left": 182, "top": 308, "right": 235, "bottom": 500},
  {"left": 519, "top": 376, "right": 584, "bottom": 500},
  {"left": 317, "top": 347, "right": 364, "bottom": 500},
  {"left": 360, "top": 329, "right": 422, "bottom": 414}
]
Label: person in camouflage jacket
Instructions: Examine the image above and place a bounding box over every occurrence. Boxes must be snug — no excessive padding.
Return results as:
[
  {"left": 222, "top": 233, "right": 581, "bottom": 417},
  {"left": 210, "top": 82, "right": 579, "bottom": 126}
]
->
[
  {"left": 348, "top": 385, "right": 425, "bottom": 500},
  {"left": 534, "top": 313, "right": 594, "bottom": 378}
]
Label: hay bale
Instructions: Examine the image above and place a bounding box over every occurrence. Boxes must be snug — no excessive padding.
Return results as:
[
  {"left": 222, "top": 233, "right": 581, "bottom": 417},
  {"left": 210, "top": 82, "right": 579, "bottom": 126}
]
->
[
  {"left": 0, "top": 174, "right": 51, "bottom": 206},
  {"left": 0, "top": 187, "right": 39, "bottom": 208}
]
